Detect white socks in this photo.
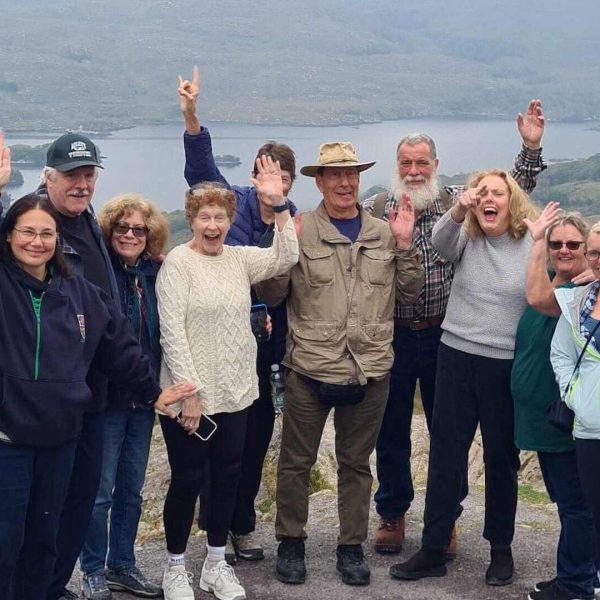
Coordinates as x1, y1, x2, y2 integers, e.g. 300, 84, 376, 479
167, 552, 186, 567
206, 544, 226, 568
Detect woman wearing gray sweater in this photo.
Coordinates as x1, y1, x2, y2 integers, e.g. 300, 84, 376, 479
390, 169, 544, 586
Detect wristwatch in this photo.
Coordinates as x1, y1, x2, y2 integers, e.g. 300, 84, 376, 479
272, 202, 289, 213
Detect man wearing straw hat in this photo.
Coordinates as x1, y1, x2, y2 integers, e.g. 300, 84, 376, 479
258, 141, 423, 586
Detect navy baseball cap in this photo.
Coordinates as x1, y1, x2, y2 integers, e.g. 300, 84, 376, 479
46, 133, 103, 172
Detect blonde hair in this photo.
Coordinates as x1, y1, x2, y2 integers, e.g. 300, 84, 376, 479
185, 182, 237, 225
546, 212, 588, 245
464, 169, 539, 240
97, 193, 168, 258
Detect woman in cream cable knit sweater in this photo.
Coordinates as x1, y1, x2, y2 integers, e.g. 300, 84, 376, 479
156, 156, 298, 600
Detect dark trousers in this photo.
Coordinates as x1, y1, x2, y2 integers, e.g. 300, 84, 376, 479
47, 411, 105, 600
0, 440, 76, 600
160, 409, 247, 551
576, 439, 600, 584
199, 361, 276, 536
374, 324, 441, 519
230, 366, 275, 534
422, 344, 520, 549
538, 450, 596, 598
275, 371, 389, 545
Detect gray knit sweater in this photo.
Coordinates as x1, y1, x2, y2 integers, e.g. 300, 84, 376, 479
431, 210, 533, 360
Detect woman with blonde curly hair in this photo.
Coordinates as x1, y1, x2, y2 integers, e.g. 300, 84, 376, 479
79, 193, 169, 599
392, 170, 553, 586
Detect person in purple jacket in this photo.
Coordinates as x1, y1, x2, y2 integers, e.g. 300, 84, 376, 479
178, 66, 297, 562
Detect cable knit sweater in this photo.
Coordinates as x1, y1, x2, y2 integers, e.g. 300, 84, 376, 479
156, 217, 298, 415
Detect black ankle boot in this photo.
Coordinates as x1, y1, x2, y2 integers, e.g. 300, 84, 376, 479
276, 538, 306, 584
486, 546, 513, 586
389, 547, 447, 580
336, 544, 370, 586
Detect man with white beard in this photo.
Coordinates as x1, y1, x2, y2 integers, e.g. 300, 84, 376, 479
363, 99, 547, 556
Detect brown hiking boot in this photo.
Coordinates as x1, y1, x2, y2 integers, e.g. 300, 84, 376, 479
444, 526, 457, 561
373, 515, 405, 553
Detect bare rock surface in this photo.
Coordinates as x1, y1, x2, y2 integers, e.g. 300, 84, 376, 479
69, 413, 556, 599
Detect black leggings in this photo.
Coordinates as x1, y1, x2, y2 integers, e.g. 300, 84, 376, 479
159, 409, 247, 552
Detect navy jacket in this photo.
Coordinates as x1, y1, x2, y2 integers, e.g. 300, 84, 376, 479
109, 250, 161, 409
0, 262, 161, 447
183, 128, 297, 246
184, 127, 297, 372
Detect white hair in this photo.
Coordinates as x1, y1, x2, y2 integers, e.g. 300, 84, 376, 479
41, 166, 99, 184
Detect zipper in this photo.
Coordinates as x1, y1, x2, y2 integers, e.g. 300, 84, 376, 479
29, 291, 45, 380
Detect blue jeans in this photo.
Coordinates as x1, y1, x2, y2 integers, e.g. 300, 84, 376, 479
0, 440, 76, 600
374, 324, 441, 519
538, 451, 596, 598
80, 408, 155, 575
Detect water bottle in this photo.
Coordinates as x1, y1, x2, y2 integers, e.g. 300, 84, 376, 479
270, 364, 285, 416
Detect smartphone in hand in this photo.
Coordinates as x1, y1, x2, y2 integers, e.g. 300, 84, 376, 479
250, 303, 270, 342
176, 413, 218, 441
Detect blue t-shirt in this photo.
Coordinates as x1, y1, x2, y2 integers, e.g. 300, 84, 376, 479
329, 215, 361, 243
582, 315, 600, 349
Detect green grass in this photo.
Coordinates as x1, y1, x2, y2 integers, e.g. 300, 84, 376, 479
518, 484, 551, 505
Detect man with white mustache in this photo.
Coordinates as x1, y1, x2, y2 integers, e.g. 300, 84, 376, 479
35, 134, 122, 600
363, 100, 547, 557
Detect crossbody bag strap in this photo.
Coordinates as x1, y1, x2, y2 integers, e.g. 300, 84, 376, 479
565, 318, 600, 395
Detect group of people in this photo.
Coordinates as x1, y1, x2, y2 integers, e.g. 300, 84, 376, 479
0, 68, 599, 600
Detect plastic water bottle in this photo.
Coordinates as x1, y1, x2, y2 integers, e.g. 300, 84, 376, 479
270, 364, 285, 416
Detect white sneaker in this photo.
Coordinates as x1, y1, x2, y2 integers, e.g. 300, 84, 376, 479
162, 564, 194, 600
200, 559, 246, 600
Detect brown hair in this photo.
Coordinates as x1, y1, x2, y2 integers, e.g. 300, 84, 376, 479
185, 182, 237, 225
464, 169, 539, 240
253, 142, 296, 180
97, 193, 169, 258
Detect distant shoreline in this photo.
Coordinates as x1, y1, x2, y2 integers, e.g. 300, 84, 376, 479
5, 115, 600, 138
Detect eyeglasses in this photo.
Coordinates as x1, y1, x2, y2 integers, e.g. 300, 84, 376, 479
13, 227, 57, 242
585, 250, 600, 261
548, 240, 584, 251
113, 223, 148, 238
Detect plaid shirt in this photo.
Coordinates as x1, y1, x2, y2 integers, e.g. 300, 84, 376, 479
363, 144, 546, 321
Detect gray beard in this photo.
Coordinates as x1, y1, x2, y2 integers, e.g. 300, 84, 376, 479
391, 173, 440, 211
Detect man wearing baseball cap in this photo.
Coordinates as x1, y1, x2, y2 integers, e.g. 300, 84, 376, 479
257, 142, 424, 586
39, 133, 119, 600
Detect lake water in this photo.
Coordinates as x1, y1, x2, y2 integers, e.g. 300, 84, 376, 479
6, 119, 600, 212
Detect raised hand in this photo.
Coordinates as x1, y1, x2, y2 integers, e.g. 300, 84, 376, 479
523, 200, 561, 242
517, 99, 545, 149
389, 193, 415, 249
177, 65, 200, 117
250, 155, 285, 208
451, 185, 487, 223
0, 130, 11, 191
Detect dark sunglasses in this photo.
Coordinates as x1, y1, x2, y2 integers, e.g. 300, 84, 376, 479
548, 240, 584, 251
113, 223, 148, 238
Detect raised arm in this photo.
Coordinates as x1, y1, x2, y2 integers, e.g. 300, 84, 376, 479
523, 201, 562, 316
512, 99, 547, 193
178, 66, 229, 188
0, 130, 11, 203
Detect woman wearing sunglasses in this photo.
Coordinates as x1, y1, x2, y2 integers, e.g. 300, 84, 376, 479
0, 194, 193, 600
79, 194, 169, 599
548, 219, 600, 600
515, 209, 598, 600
